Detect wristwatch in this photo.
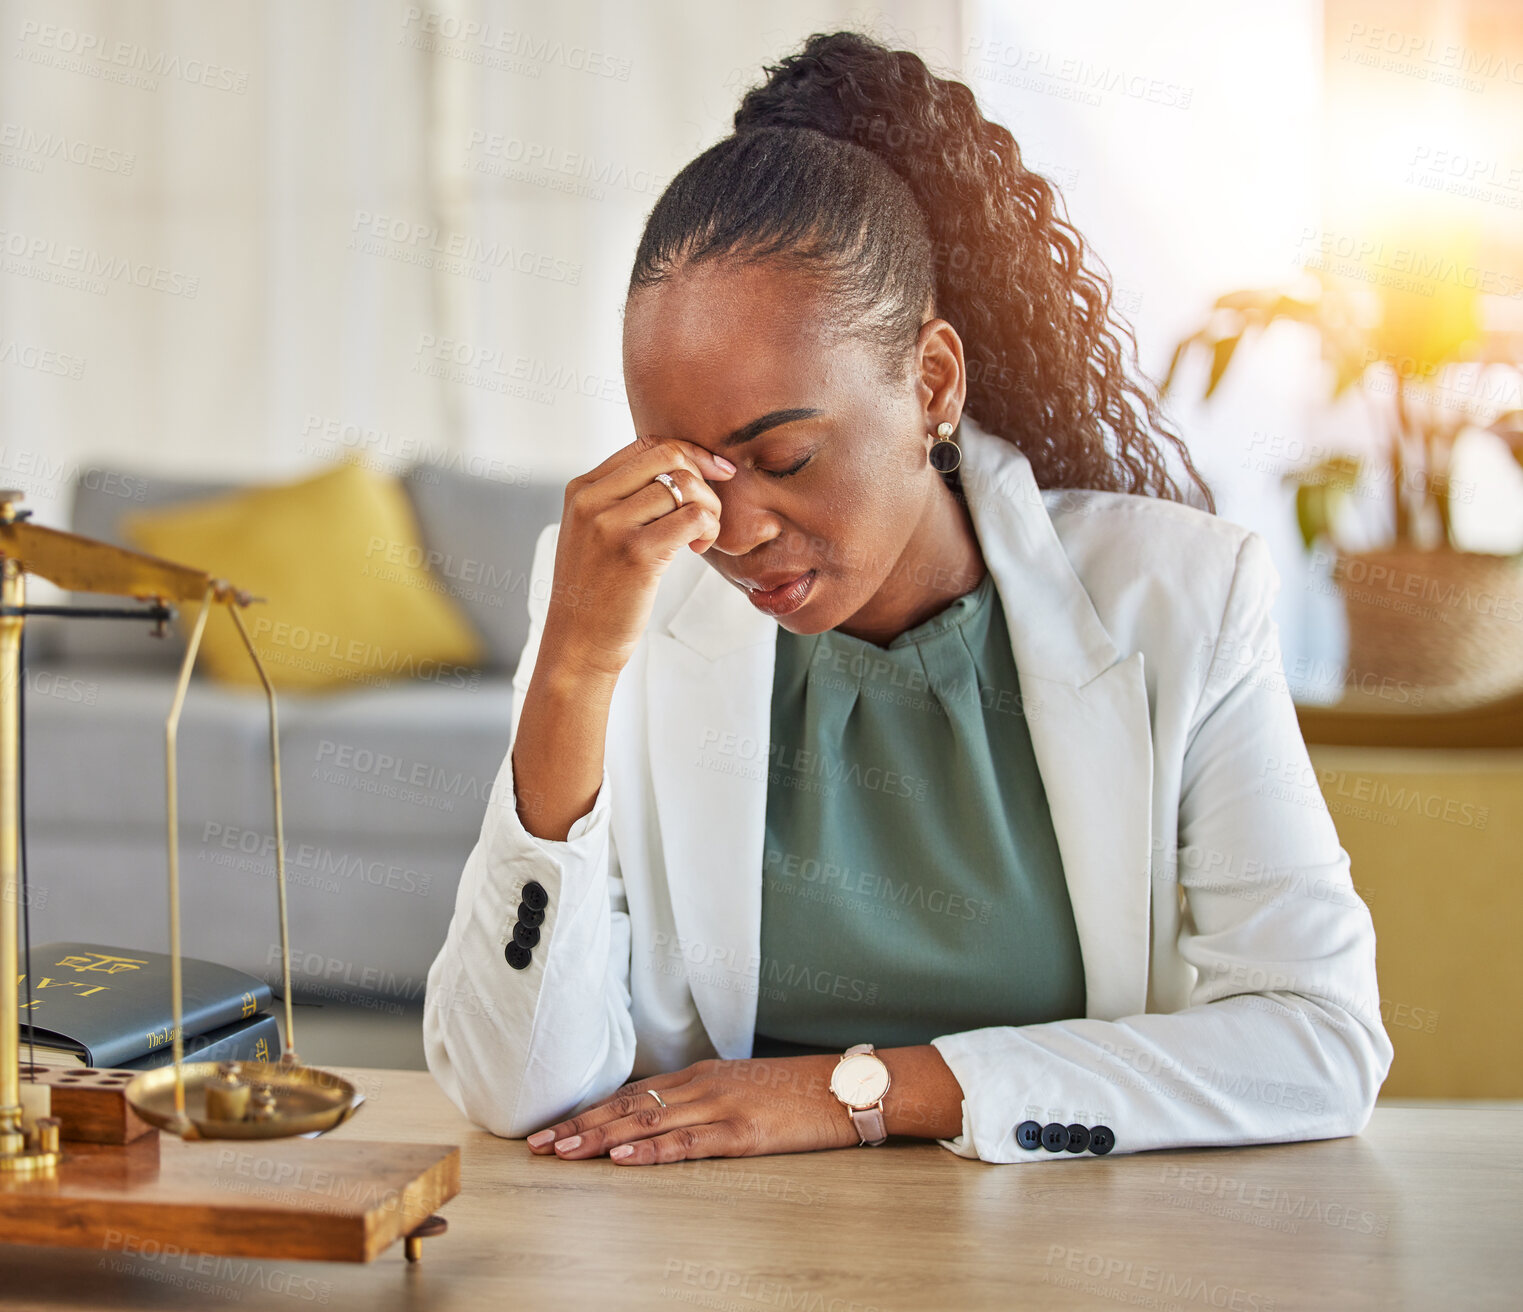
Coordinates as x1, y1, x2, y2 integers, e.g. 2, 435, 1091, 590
828, 1042, 891, 1146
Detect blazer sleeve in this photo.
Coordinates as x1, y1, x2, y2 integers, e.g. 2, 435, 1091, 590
927, 530, 1395, 1163
423, 521, 637, 1137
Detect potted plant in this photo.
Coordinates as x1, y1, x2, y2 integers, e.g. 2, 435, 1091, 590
1162, 262, 1523, 710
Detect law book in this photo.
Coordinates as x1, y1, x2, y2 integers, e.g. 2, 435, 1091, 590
15, 941, 274, 1070
20, 1011, 283, 1071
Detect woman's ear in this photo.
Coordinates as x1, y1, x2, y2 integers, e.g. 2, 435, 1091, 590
915, 318, 967, 418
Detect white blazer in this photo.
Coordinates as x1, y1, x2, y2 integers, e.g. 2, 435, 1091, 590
424, 414, 1394, 1163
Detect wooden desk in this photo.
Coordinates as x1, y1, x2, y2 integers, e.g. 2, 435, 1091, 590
3, 1068, 1519, 1310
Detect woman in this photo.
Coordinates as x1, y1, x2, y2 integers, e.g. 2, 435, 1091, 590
423, 30, 1391, 1166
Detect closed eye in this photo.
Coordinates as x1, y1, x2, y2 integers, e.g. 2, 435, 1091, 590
766, 454, 812, 479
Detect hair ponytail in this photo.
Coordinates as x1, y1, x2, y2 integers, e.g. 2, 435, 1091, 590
629, 29, 1213, 512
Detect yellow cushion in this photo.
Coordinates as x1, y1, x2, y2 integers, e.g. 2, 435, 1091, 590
120, 459, 485, 691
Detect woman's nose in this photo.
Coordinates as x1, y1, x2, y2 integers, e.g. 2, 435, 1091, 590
706, 484, 779, 557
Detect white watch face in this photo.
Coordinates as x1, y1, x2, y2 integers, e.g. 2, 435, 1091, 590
830, 1052, 889, 1107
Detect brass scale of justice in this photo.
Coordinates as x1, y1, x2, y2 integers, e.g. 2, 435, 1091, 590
0, 489, 458, 1264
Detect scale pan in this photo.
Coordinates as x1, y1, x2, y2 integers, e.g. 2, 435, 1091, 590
125, 1061, 361, 1140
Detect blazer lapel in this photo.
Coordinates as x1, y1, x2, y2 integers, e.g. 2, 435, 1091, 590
646, 416, 1154, 1059
646, 571, 775, 1057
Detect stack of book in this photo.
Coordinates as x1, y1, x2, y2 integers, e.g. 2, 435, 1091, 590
15, 941, 281, 1071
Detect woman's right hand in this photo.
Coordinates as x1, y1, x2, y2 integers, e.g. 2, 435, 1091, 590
538, 435, 737, 681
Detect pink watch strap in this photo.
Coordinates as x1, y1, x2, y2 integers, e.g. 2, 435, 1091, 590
850, 1105, 887, 1145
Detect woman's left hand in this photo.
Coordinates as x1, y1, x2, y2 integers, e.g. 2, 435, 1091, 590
525, 1055, 859, 1164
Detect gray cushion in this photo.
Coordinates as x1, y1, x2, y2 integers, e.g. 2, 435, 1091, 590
402, 465, 564, 672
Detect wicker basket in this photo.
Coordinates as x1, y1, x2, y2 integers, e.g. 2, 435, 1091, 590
1330, 546, 1523, 711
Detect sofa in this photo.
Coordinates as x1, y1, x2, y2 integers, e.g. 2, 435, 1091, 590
24, 461, 565, 1011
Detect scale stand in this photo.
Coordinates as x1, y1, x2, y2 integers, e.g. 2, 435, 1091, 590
0, 490, 459, 1262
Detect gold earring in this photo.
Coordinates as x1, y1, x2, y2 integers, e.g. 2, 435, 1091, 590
928, 420, 961, 473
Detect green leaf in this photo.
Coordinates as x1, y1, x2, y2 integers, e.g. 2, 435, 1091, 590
1290, 460, 1359, 551
1297, 481, 1358, 548
1204, 333, 1242, 400
1326, 486, 1352, 534
1159, 337, 1191, 396
1293, 483, 1327, 551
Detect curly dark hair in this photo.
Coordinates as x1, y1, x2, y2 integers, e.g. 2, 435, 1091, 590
627, 29, 1214, 513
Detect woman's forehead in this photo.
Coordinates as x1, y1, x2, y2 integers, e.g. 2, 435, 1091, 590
625, 261, 840, 352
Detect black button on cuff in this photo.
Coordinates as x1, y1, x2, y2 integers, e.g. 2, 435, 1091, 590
521, 880, 548, 912
1088, 1125, 1115, 1155
517, 901, 545, 929
513, 921, 541, 950
1063, 1123, 1090, 1154
1040, 1122, 1070, 1152
1015, 1120, 1042, 1150
504, 941, 532, 970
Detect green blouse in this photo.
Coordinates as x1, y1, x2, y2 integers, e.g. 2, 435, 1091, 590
752, 569, 1086, 1058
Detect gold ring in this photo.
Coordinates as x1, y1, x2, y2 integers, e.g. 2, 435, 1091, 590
646, 1088, 667, 1109
652, 471, 683, 508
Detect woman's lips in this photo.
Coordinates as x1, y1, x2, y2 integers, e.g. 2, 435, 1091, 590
742, 569, 817, 617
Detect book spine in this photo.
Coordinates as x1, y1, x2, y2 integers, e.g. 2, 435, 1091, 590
113, 1014, 281, 1072
89, 981, 274, 1069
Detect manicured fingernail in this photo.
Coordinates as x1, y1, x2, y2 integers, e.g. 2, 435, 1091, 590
527, 1129, 555, 1147
555, 1135, 582, 1151
610, 1144, 634, 1160
713, 455, 736, 473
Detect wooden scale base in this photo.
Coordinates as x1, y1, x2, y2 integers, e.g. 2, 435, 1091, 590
0, 1068, 460, 1264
